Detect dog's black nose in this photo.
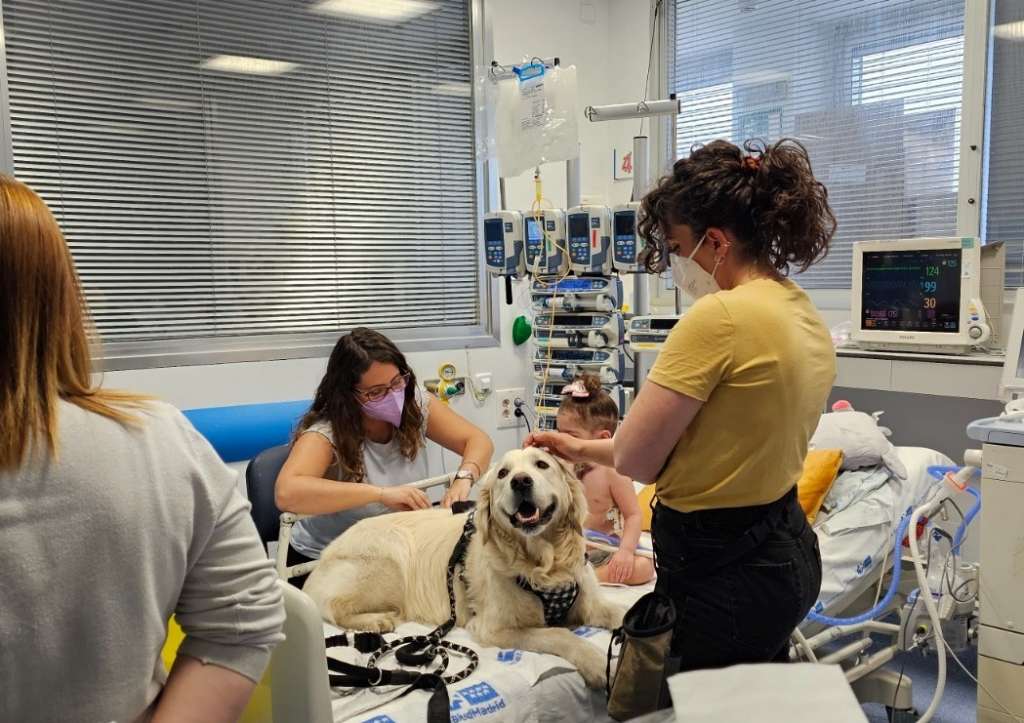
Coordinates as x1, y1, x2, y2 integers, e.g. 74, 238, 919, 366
510, 474, 533, 492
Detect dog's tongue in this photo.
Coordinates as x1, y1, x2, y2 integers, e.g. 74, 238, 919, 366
515, 501, 540, 524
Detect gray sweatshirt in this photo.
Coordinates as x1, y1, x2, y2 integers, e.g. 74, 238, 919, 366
0, 399, 285, 723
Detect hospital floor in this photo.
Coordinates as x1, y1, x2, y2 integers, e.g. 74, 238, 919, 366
862, 644, 978, 723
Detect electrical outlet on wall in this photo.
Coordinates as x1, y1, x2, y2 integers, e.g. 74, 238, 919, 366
496, 388, 526, 429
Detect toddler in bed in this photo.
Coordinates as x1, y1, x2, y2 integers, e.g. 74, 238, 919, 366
556, 373, 655, 586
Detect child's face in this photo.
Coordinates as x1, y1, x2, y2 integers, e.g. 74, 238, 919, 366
556, 410, 611, 441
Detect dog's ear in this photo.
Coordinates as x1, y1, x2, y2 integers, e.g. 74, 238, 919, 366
552, 455, 587, 536
548, 457, 589, 573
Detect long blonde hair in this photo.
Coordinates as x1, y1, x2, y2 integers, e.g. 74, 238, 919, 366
0, 175, 147, 470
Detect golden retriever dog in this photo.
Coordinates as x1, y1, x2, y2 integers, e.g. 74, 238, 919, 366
303, 447, 627, 688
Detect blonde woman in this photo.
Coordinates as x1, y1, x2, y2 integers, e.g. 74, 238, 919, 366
0, 176, 284, 723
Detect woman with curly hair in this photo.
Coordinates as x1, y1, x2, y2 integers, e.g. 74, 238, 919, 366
529, 138, 838, 674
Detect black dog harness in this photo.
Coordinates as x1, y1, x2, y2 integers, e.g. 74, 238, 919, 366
515, 576, 580, 626
324, 510, 480, 723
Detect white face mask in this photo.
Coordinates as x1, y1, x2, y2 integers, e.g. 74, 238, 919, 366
671, 234, 722, 301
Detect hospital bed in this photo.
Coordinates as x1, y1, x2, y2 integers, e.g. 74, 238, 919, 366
262, 445, 966, 723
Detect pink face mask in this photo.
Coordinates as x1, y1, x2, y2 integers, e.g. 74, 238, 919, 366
360, 388, 406, 428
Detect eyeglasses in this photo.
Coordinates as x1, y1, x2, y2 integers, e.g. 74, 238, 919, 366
356, 372, 410, 402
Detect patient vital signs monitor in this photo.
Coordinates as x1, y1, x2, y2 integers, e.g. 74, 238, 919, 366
851, 238, 1004, 354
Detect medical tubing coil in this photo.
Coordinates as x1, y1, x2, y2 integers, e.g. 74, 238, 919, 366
804, 512, 913, 626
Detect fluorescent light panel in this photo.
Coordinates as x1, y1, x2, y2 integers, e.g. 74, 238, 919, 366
201, 54, 297, 75
310, 0, 438, 23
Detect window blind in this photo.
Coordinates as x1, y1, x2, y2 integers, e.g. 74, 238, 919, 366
984, 0, 1024, 287
2, 0, 480, 351
670, 0, 965, 289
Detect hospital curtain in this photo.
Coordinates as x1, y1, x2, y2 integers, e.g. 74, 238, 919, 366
985, 0, 1024, 287
668, 0, 967, 289
1, 0, 480, 364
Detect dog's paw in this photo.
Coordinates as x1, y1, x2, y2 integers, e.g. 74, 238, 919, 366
335, 611, 399, 633
575, 648, 608, 690
357, 614, 399, 633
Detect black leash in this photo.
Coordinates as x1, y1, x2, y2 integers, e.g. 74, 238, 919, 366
325, 510, 480, 723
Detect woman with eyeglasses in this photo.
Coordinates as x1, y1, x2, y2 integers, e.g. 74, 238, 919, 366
276, 327, 494, 586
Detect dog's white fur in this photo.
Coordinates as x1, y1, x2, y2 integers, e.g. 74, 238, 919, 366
304, 447, 627, 688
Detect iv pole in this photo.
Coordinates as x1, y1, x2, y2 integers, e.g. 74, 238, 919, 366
584, 96, 680, 393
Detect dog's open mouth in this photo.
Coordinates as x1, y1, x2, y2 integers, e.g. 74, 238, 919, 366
509, 500, 557, 531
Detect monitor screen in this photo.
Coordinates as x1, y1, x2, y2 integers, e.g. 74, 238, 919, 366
861, 249, 962, 333
650, 318, 677, 331
525, 216, 543, 243
568, 213, 589, 239
614, 211, 635, 238
484, 218, 503, 243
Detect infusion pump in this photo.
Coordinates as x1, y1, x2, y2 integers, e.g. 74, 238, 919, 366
565, 205, 611, 275
530, 276, 622, 313
611, 202, 643, 273
483, 210, 524, 276
531, 348, 624, 385
523, 210, 568, 277
626, 315, 681, 351
534, 381, 627, 415
533, 312, 624, 349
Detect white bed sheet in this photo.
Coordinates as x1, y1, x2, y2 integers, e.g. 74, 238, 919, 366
325, 621, 613, 723
326, 447, 952, 722
812, 446, 953, 612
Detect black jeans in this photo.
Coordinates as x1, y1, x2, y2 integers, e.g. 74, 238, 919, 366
652, 487, 822, 672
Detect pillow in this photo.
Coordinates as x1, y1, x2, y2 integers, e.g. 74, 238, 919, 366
809, 410, 907, 479
637, 483, 656, 532
797, 449, 843, 523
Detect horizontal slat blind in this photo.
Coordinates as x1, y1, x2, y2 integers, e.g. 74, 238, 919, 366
3, 0, 480, 343
671, 0, 965, 289
985, 0, 1024, 287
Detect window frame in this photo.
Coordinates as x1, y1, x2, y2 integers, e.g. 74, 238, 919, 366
659, 0, 991, 305
0, 0, 501, 371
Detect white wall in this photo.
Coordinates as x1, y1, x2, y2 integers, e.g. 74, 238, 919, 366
98, 0, 657, 474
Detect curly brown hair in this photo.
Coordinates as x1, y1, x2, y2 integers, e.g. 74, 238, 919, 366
296, 328, 424, 483
638, 138, 837, 275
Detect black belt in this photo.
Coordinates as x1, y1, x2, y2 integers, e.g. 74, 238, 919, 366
654, 486, 798, 579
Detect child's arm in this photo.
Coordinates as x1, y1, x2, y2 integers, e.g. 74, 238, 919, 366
608, 472, 643, 555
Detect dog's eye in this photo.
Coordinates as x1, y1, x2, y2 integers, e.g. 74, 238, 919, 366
497, 468, 509, 479
535, 459, 550, 470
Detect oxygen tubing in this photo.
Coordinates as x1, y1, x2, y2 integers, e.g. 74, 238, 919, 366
805, 512, 913, 626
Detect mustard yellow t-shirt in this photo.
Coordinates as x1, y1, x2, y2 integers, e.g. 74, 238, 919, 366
647, 278, 836, 512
